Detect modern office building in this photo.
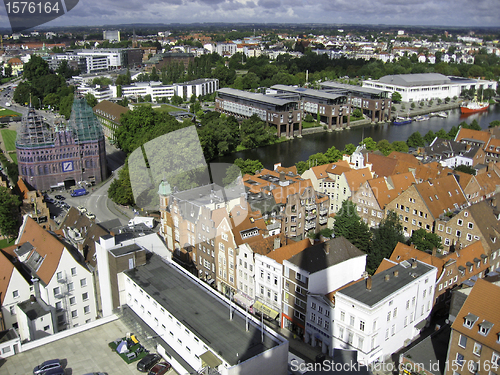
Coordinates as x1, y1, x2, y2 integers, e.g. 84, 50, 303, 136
16, 98, 107, 191
215, 88, 302, 138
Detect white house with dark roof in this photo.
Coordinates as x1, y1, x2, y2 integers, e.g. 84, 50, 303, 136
332, 259, 437, 364
282, 237, 366, 350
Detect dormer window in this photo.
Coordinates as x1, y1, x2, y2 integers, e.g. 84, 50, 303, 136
464, 313, 478, 329
478, 321, 493, 336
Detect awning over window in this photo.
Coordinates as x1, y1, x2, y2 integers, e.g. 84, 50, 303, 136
200, 350, 223, 369
252, 300, 279, 320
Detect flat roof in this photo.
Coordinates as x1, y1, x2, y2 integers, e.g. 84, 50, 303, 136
124, 255, 281, 366
338, 260, 435, 307
320, 81, 387, 95
377, 73, 451, 87
271, 84, 345, 101
110, 243, 142, 257
217, 87, 298, 106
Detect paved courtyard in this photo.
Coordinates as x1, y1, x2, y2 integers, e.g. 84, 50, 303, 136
0, 318, 175, 375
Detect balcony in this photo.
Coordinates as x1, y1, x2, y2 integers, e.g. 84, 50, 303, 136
319, 207, 328, 215
306, 214, 316, 221
319, 217, 328, 225
305, 204, 316, 211
305, 222, 316, 231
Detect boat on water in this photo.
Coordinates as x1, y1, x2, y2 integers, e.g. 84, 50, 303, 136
415, 115, 430, 122
436, 111, 448, 118
393, 116, 412, 125
460, 100, 489, 114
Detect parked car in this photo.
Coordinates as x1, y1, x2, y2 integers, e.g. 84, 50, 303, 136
148, 362, 171, 375
42, 368, 65, 375
62, 203, 71, 210
137, 353, 161, 372
54, 195, 65, 200
85, 212, 96, 220
33, 359, 62, 375
77, 206, 87, 214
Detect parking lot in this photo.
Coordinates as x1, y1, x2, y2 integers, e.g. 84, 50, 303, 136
0, 318, 176, 375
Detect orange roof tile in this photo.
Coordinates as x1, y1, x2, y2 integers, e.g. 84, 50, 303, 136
374, 258, 399, 274
265, 238, 312, 264
451, 278, 500, 349
369, 172, 416, 209
415, 174, 468, 219
455, 128, 491, 144
271, 180, 313, 205
344, 167, 372, 194
17, 216, 66, 285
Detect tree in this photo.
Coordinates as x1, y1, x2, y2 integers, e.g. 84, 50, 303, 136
410, 102, 416, 110
392, 141, 409, 153
325, 146, 342, 163
376, 139, 393, 156
4, 64, 12, 78
407, 131, 425, 148
407, 228, 442, 252
367, 211, 405, 274
333, 200, 372, 253
469, 119, 481, 131
234, 158, 264, 175
391, 92, 402, 103
240, 114, 276, 149
85, 93, 97, 108
361, 137, 377, 151
108, 166, 134, 206
343, 143, 356, 155
454, 164, 476, 175
171, 94, 183, 106
22, 55, 50, 81
0, 186, 20, 238
423, 130, 436, 145
489, 120, 500, 128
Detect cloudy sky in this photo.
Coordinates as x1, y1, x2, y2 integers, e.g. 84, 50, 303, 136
1, 0, 499, 31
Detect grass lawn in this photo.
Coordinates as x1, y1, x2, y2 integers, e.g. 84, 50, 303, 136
302, 121, 321, 129
0, 107, 21, 118
153, 104, 184, 113
9, 152, 17, 164
108, 338, 148, 364
0, 238, 15, 249
1, 129, 17, 151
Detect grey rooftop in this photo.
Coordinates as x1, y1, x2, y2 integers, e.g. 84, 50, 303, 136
124, 255, 282, 366
217, 87, 299, 106
337, 260, 435, 307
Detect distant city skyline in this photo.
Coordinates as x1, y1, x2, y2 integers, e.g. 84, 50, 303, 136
1, 0, 499, 32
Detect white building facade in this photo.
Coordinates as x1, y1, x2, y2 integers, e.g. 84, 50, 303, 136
332, 259, 437, 364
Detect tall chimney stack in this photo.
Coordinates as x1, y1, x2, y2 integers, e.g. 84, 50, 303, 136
366, 276, 372, 290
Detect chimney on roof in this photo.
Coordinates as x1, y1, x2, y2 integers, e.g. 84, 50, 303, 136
274, 237, 281, 250
394, 270, 399, 277
412, 260, 417, 269
366, 276, 372, 290
324, 241, 330, 255
279, 171, 285, 182
384, 274, 390, 282
30, 294, 36, 303
432, 247, 437, 257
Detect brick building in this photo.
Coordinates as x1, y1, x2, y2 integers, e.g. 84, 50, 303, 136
445, 279, 500, 375
16, 99, 107, 191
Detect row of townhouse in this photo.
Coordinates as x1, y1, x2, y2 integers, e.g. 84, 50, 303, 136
455, 127, 500, 165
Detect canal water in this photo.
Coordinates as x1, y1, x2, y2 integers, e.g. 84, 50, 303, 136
214, 104, 500, 169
